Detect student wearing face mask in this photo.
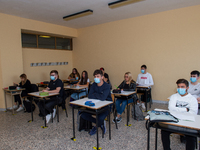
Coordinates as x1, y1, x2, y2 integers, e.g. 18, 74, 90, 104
113, 72, 137, 123
37, 70, 64, 123
188, 70, 200, 104
80, 69, 112, 136
68, 68, 80, 81
136, 64, 154, 109
161, 79, 198, 150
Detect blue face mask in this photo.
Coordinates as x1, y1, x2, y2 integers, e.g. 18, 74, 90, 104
190, 77, 197, 83
50, 76, 55, 80
141, 70, 145, 74
94, 78, 100, 84
76, 77, 78, 80
177, 88, 186, 95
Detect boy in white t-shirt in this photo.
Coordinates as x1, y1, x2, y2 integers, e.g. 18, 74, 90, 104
161, 79, 198, 150
136, 65, 154, 109
188, 70, 200, 101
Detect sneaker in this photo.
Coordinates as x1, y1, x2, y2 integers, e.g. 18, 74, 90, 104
11, 105, 18, 109
116, 117, 122, 123
101, 120, 106, 134
16, 106, 24, 112
141, 103, 146, 110
112, 117, 122, 123
46, 114, 51, 124
89, 126, 97, 136
53, 108, 56, 118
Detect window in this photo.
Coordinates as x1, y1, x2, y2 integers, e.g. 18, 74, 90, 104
21, 33, 37, 48
21, 33, 73, 50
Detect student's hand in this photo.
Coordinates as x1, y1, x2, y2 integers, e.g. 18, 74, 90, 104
121, 89, 123, 91
42, 89, 48, 92
197, 97, 200, 102
186, 108, 189, 112
13, 82, 18, 86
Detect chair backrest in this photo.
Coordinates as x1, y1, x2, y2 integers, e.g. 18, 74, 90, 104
30, 84, 39, 92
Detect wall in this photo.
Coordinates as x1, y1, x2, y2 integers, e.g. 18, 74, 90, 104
22, 48, 73, 83
0, 13, 77, 109
73, 5, 200, 101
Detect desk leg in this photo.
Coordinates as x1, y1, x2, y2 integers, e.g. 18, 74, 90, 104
96, 111, 99, 150
4, 91, 7, 112
28, 98, 33, 122
113, 97, 118, 129
155, 127, 158, 150
145, 90, 148, 112
71, 106, 76, 141
109, 107, 111, 140
147, 121, 150, 150
57, 98, 59, 122
11, 95, 14, 115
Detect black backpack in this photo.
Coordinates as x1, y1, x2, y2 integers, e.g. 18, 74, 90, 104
77, 111, 92, 131
23, 100, 35, 113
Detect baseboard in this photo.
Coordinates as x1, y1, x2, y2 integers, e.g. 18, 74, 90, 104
0, 108, 6, 111
152, 99, 168, 104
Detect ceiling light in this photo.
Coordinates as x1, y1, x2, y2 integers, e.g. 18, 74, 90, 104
63, 9, 93, 21
108, 0, 144, 9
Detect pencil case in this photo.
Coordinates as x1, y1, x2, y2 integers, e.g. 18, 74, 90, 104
39, 92, 49, 96
85, 101, 95, 106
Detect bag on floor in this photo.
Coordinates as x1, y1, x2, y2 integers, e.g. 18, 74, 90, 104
131, 104, 144, 121
77, 111, 92, 131
23, 100, 35, 113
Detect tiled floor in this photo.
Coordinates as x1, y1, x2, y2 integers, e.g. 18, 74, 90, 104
0, 100, 198, 150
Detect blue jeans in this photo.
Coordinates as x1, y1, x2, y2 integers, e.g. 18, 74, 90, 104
116, 98, 133, 115
71, 91, 87, 100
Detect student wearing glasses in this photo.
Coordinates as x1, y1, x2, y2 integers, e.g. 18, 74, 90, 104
113, 72, 137, 123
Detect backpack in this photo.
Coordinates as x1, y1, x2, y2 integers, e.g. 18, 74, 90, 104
23, 100, 36, 113
77, 111, 92, 131
131, 104, 144, 121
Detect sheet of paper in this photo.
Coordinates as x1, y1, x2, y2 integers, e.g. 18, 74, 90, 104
154, 108, 169, 112
170, 111, 195, 122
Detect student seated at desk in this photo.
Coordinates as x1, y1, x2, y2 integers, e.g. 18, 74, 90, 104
81, 69, 112, 135
113, 72, 137, 123
68, 68, 80, 81
161, 79, 198, 150
70, 70, 90, 100
13, 74, 31, 112
103, 73, 112, 89
188, 70, 200, 106
136, 64, 154, 109
37, 70, 64, 123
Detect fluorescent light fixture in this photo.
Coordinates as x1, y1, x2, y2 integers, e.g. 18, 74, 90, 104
39, 35, 51, 38
108, 0, 144, 9
63, 9, 93, 21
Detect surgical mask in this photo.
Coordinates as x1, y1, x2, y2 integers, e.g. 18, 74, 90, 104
141, 70, 145, 74
177, 88, 186, 95
94, 78, 100, 84
50, 76, 55, 80
190, 77, 197, 83
76, 77, 78, 80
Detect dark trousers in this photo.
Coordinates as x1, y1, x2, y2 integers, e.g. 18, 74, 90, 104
81, 107, 110, 127
161, 130, 196, 150
137, 88, 151, 102
37, 97, 61, 116
14, 91, 28, 105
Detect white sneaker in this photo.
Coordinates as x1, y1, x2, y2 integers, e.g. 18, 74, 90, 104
46, 114, 52, 124
53, 108, 56, 118
141, 103, 146, 110
16, 106, 24, 112
9, 105, 18, 110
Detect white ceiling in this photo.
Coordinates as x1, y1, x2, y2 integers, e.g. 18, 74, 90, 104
0, 0, 200, 29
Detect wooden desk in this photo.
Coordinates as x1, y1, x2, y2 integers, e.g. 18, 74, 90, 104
62, 79, 79, 84
64, 85, 88, 99
112, 91, 136, 126
28, 91, 59, 128
136, 85, 152, 112
69, 98, 113, 150
3, 88, 25, 115
146, 110, 200, 150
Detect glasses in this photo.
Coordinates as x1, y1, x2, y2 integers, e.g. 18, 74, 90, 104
124, 76, 129, 78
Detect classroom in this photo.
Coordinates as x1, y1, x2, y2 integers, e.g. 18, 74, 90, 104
0, 0, 200, 150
